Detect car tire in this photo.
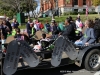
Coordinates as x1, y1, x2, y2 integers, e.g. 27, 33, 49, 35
84, 49, 100, 71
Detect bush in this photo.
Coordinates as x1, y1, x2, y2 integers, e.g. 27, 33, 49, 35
63, 11, 98, 16
89, 12, 97, 14
70, 11, 78, 15
63, 11, 78, 16
78, 11, 85, 15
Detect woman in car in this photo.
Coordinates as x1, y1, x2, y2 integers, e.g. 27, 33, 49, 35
74, 20, 96, 46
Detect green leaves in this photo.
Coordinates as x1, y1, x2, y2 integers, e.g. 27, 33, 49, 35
0, 0, 37, 17
92, 0, 100, 6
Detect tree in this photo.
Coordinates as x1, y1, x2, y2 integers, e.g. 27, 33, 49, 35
92, 0, 100, 6
0, 0, 37, 18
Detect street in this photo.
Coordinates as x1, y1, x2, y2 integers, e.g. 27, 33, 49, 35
0, 52, 97, 75
13, 64, 96, 75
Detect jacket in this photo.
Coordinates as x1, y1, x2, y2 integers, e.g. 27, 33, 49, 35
80, 28, 96, 44
61, 24, 75, 41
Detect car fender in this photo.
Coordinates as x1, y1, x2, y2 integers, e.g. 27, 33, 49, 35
76, 43, 100, 66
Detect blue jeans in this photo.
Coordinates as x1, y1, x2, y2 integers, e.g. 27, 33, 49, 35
74, 41, 83, 46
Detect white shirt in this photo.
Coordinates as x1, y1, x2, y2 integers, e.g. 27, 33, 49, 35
75, 20, 82, 28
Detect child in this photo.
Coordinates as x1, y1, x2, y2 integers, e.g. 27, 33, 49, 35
75, 20, 96, 46
33, 33, 51, 52
11, 25, 16, 36
7, 31, 12, 37
14, 28, 23, 40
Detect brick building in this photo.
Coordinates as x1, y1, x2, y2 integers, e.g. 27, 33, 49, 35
40, 0, 95, 15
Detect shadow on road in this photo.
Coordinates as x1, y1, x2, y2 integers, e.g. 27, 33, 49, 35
0, 58, 83, 75
13, 64, 83, 75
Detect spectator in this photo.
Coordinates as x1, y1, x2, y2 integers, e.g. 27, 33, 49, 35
34, 20, 40, 31
44, 21, 51, 33
30, 23, 36, 37
39, 22, 44, 30
6, 17, 12, 31
26, 18, 32, 37
75, 17, 82, 28
51, 21, 59, 39
11, 25, 16, 36
75, 20, 96, 46
11, 18, 19, 28
1, 35, 6, 50
7, 31, 12, 37
14, 28, 22, 40
2, 20, 9, 39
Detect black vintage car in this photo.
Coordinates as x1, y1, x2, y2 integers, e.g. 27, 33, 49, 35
1, 35, 100, 75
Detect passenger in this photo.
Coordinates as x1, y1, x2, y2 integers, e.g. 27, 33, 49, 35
68, 16, 76, 30
94, 18, 100, 42
60, 18, 76, 42
33, 33, 51, 52
75, 20, 96, 46
40, 33, 51, 41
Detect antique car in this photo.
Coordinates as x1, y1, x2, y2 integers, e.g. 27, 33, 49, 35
1, 32, 100, 75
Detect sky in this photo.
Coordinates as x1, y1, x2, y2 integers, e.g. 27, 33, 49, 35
28, 0, 40, 16
35, 0, 41, 13
29, 0, 40, 16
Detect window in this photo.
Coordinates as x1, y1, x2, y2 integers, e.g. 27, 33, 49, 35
83, 0, 86, 5
83, 9, 86, 11
74, 9, 78, 12
74, 0, 78, 5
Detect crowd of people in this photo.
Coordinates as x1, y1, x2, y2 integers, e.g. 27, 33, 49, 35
0, 15, 100, 52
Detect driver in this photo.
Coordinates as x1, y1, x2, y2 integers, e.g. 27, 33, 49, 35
60, 18, 76, 42
74, 20, 96, 46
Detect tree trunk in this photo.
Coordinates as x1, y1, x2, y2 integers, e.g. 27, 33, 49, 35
27, 12, 30, 19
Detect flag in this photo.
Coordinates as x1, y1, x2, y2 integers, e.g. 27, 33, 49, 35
86, 1, 89, 17
86, 6, 88, 16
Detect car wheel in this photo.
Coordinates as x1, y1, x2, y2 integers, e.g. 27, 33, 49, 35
84, 49, 100, 71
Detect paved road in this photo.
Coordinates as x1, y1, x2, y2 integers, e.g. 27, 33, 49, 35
11, 64, 96, 75
0, 60, 96, 75
0, 52, 97, 75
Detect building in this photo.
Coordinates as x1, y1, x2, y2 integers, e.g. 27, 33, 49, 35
40, 0, 95, 15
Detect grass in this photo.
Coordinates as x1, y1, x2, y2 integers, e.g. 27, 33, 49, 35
19, 14, 100, 29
